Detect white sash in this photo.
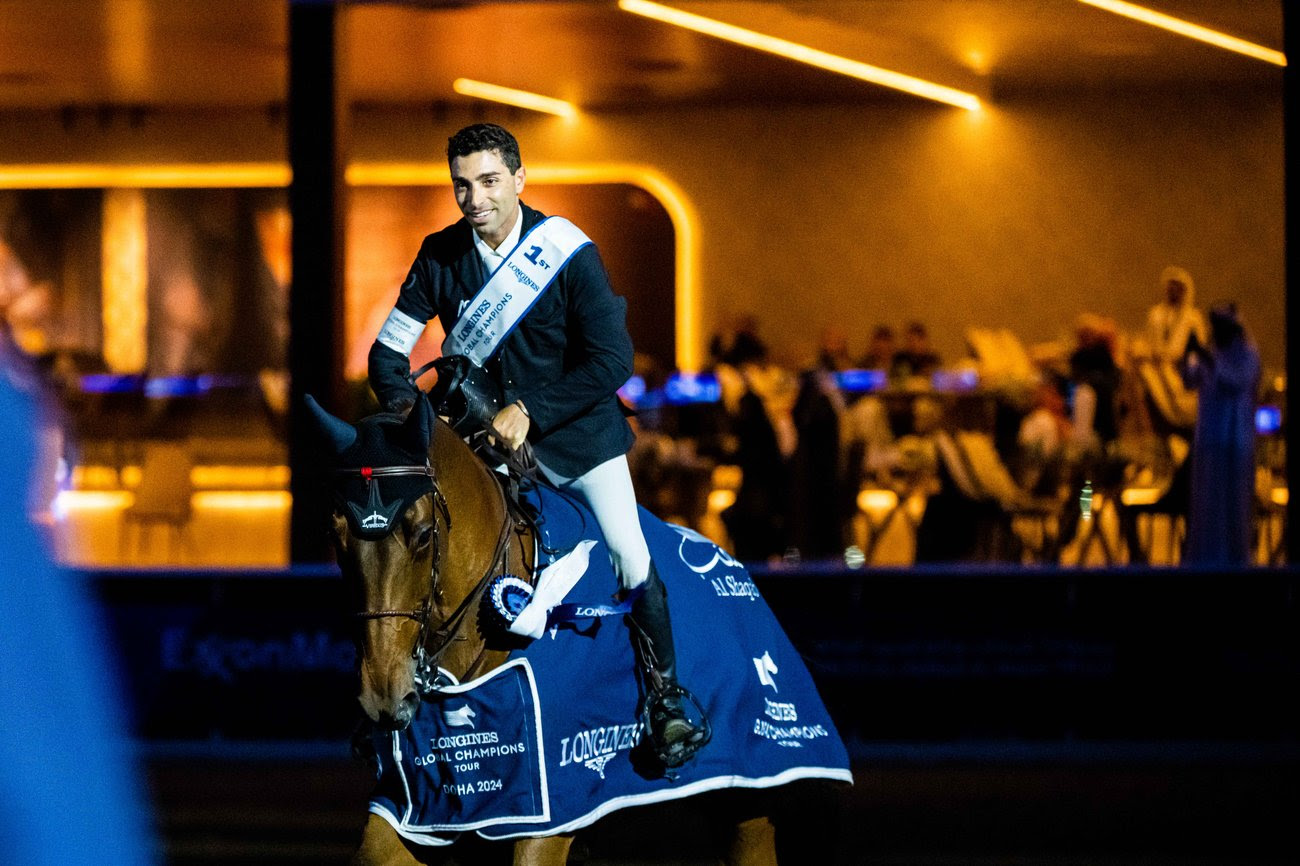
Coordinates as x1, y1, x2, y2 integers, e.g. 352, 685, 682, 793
442, 216, 591, 367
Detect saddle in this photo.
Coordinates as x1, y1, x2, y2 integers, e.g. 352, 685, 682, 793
419, 354, 544, 551
424, 354, 505, 436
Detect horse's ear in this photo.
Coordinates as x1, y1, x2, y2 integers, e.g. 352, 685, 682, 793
304, 393, 357, 454
399, 392, 436, 453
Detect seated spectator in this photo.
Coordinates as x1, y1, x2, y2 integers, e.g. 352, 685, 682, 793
1056, 313, 1124, 553
856, 324, 897, 371
815, 325, 854, 373
841, 394, 899, 482
1145, 265, 1208, 362
1066, 313, 1121, 457
890, 321, 942, 384
1015, 377, 1072, 496
708, 314, 767, 370
911, 398, 997, 562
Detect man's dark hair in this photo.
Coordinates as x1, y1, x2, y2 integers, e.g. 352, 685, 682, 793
446, 123, 522, 173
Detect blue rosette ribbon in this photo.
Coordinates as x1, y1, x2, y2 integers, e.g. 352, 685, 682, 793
487, 574, 535, 628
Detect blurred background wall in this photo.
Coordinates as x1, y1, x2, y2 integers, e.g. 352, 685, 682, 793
1, 82, 1283, 372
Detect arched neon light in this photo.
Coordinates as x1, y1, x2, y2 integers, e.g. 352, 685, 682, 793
348, 161, 701, 372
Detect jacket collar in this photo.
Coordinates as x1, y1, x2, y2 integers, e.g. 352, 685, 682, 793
455, 202, 545, 290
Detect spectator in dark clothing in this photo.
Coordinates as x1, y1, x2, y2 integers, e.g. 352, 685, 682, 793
721, 385, 792, 562
1056, 314, 1123, 555
815, 325, 853, 372
857, 324, 897, 371
1067, 314, 1121, 450
789, 368, 845, 560
709, 314, 768, 369
890, 321, 942, 383
1181, 303, 1261, 566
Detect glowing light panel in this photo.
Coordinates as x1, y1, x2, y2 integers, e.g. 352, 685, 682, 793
618, 0, 981, 110
1078, 0, 1286, 66
101, 188, 147, 373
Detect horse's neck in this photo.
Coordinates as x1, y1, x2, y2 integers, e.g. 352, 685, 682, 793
427, 420, 533, 679
429, 419, 510, 536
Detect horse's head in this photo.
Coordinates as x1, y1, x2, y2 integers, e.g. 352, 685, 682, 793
307, 394, 440, 730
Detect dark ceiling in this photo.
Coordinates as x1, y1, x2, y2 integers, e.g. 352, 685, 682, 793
0, 0, 1285, 112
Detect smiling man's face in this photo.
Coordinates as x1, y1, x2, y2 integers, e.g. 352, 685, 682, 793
450, 149, 526, 249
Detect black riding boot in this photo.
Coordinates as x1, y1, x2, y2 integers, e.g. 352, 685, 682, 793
628, 564, 709, 767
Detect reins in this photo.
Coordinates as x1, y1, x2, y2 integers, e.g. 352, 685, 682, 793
420, 473, 520, 683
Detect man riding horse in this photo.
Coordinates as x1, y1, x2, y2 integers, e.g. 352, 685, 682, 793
367, 122, 707, 766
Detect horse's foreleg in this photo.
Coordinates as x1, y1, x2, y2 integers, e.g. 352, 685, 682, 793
512, 834, 573, 866
352, 813, 427, 866
723, 815, 777, 866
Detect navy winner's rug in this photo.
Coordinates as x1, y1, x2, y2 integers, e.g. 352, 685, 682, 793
369, 480, 852, 845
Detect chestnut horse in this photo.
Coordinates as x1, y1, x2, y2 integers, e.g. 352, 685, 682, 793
308, 396, 781, 866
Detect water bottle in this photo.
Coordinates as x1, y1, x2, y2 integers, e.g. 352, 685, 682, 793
1080, 479, 1094, 521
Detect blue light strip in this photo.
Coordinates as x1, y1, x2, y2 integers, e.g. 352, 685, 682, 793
79, 373, 256, 397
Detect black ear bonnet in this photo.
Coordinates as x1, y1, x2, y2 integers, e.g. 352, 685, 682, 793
334, 414, 435, 540
303, 393, 436, 540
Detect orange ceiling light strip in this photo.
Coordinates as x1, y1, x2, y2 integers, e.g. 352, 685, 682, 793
0, 163, 289, 188
1078, 0, 1286, 66
452, 78, 578, 119
618, 0, 981, 111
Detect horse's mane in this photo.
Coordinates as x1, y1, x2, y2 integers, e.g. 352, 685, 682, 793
428, 415, 492, 484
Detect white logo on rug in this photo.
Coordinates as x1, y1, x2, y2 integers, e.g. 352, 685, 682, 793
558, 722, 641, 773
753, 651, 779, 692
670, 524, 743, 575
443, 704, 477, 728
584, 753, 616, 779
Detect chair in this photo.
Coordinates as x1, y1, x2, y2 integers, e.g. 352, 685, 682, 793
1117, 435, 1190, 565
121, 441, 194, 562
913, 430, 995, 562
1134, 359, 1197, 435
913, 429, 1058, 563
950, 430, 1064, 563
844, 397, 926, 563
854, 470, 930, 564
1254, 470, 1287, 566
966, 326, 1037, 384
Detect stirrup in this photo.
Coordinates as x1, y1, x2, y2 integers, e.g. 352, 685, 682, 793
642, 682, 711, 769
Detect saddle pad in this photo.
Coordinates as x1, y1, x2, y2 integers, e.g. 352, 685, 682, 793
370, 481, 852, 845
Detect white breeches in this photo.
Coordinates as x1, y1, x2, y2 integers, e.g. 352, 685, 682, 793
537, 453, 652, 591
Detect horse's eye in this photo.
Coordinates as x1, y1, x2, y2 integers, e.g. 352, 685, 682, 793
411, 524, 435, 551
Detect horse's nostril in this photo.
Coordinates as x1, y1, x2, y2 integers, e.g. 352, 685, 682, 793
396, 691, 419, 726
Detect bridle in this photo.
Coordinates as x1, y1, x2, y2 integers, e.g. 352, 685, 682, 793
335, 457, 529, 690
335, 463, 446, 684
